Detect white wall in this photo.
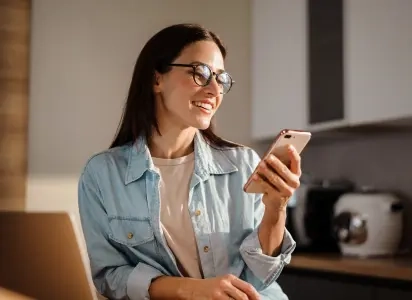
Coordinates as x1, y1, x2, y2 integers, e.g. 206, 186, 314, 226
26, 0, 251, 225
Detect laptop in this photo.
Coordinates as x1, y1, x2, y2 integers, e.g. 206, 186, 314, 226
0, 211, 99, 300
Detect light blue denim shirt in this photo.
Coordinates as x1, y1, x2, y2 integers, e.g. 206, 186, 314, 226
78, 131, 296, 300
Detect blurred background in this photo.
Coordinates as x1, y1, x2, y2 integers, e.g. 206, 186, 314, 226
1, 0, 412, 299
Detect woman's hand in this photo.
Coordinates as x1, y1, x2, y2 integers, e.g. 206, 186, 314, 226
150, 274, 260, 300
187, 274, 260, 300
252, 145, 301, 211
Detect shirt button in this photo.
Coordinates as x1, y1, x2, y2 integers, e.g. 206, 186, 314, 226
203, 246, 209, 253
127, 232, 134, 239
195, 210, 201, 216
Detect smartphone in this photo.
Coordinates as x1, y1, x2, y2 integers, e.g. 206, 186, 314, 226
243, 129, 311, 194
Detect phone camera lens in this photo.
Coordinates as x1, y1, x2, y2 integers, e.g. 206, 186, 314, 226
285, 134, 291, 139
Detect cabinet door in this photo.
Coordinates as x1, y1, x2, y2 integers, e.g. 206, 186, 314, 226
345, 0, 412, 125
251, 0, 307, 140
277, 273, 300, 299
278, 273, 373, 300
307, 0, 345, 127
374, 287, 412, 300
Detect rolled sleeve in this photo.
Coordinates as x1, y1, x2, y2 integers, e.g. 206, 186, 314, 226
240, 227, 296, 288
127, 263, 164, 300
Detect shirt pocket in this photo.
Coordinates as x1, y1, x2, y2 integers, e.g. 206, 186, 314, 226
108, 217, 154, 247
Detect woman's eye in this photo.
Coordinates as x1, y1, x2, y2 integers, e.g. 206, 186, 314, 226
195, 71, 208, 79
217, 73, 229, 84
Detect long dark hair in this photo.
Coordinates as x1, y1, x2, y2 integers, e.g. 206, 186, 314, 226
109, 23, 240, 149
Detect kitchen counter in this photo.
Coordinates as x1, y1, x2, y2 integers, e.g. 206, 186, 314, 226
287, 253, 412, 282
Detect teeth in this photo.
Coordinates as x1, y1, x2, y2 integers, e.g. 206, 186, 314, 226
193, 101, 212, 111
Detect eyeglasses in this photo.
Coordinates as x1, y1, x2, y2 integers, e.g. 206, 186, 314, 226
168, 63, 234, 94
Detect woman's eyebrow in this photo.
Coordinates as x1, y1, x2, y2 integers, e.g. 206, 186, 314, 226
190, 60, 225, 73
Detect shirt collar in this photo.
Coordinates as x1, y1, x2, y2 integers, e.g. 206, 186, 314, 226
124, 131, 238, 185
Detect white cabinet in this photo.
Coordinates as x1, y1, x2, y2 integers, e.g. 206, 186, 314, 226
345, 0, 412, 126
251, 0, 307, 140
251, 0, 412, 141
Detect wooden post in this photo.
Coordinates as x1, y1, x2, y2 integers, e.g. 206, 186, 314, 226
0, 0, 30, 210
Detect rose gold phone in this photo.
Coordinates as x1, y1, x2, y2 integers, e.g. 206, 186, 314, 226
243, 129, 311, 194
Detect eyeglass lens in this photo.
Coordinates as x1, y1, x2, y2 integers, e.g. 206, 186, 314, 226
193, 64, 232, 94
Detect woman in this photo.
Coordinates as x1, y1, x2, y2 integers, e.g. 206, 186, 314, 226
78, 23, 300, 300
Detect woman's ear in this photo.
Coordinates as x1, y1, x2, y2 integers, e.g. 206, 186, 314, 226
153, 71, 162, 93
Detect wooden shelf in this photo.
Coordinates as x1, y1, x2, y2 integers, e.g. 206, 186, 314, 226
287, 253, 412, 282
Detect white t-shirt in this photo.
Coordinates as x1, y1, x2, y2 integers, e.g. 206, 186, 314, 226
152, 152, 203, 278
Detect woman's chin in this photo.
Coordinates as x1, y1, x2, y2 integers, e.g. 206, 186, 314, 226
192, 119, 212, 130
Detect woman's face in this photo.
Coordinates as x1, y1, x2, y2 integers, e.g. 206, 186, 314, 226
154, 41, 230, 132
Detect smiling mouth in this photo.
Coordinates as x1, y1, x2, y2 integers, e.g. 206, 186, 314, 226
192, 101, 213, 112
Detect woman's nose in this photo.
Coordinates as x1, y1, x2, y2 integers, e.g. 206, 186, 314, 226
205, 75, 221, 96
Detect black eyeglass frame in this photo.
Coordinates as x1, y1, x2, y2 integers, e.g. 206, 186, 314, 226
168, 63, 235, 94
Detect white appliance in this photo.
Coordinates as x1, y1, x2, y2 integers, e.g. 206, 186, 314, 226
333, 190, 404, 257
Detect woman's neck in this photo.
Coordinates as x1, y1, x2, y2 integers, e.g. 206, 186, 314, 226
149, 126, 197, 159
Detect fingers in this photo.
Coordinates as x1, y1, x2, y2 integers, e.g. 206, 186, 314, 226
255, 165, 293, 197
253, 174, 291, 211
256, 164, 298, 197
253, 174, 283, 196
230, 277, 260, 300
224, 287, 248, 300
263, 153, 300, 190
287, 145, 302, 176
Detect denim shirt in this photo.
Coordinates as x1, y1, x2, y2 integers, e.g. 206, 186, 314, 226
78, 131, 296, 300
